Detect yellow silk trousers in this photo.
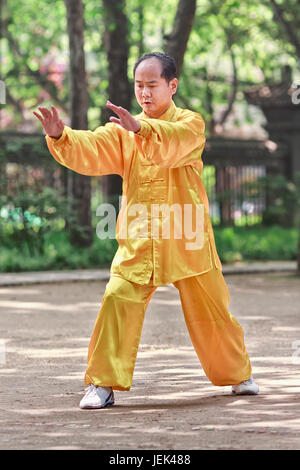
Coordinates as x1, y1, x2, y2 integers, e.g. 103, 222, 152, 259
84, 267, 252, 391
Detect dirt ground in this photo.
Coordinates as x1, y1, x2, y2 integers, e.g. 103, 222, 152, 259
0, 271, 300, 450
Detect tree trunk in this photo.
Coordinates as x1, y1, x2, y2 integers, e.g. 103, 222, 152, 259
297, 225, 300, 274
64, 0, 93, 247
101, 0, 132, 209
137, 0, 145, 57
164, 0, 197, 78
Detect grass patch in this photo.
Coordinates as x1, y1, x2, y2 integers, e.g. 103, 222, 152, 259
0, 225, 298, 272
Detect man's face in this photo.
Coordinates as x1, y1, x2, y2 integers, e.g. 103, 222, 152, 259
134, 58, 178, 119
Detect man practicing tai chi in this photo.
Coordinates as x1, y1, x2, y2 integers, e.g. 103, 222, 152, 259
34, 52, 259, 409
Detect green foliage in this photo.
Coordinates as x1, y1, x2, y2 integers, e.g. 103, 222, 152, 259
1, 0, 300, 272
0, 231, 118, 273
0, 224, 296, 273
0, 183, 71, 256
2, 0, 300, 131
214, 226, 298, 264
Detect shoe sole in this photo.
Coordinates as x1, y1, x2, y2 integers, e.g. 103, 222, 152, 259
80, 401, 115, 410
232, 389, 259, 395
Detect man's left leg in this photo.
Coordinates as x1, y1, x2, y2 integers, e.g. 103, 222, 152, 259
173, 267, 254, 388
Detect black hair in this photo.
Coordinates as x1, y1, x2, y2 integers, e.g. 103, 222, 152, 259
133, 52, 177, 83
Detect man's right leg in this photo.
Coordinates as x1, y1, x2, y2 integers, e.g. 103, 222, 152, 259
84, 275, 157, 392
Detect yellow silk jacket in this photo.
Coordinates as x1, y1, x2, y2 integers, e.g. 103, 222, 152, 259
46, 100, 222, 285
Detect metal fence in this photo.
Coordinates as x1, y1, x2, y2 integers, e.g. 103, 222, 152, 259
202, 165, 267, 226
202, 138, 288, 226
0, 133, 289, 227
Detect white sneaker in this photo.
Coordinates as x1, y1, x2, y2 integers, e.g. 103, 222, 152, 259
231, 375, 259, 395
79, 385, 114, 409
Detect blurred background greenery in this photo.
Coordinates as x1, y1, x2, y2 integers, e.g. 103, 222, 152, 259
0, 0, 300, 272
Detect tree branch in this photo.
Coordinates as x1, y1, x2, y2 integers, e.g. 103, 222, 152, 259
269, 0, 300, 59
218, 42, 238, 125
5, 86, 24, 116
1, 16, 69, 112
175, 92, 198, 113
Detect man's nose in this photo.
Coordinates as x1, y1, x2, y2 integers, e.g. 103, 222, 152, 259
142, 88, 151, 97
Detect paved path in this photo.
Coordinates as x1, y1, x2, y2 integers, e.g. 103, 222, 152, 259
0, 261, 297, 286
0, 268, 300, 450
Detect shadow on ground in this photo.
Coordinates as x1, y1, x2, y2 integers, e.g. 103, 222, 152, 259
0, 272, 300, 449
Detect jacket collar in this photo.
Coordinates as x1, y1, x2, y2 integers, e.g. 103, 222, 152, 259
138, 100, 177, 122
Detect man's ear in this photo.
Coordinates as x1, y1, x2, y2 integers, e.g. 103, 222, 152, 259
170, 78, 178, 95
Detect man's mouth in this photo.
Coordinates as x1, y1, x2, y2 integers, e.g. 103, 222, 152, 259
143, 101, 152, 104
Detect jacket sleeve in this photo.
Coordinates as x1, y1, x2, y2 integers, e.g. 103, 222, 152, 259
134, 110, 206, 168
45, 123, 126, 177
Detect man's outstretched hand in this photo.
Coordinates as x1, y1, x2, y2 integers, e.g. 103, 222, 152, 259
106, 101, 141, 133
33, 106, 64, 139
33, 102, 140, 137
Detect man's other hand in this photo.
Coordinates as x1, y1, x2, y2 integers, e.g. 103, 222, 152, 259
106, 101, 141, 133
33, 106, 64, 139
